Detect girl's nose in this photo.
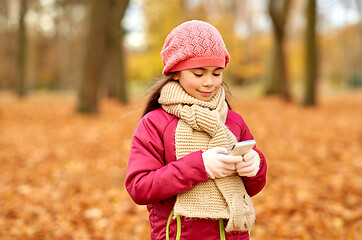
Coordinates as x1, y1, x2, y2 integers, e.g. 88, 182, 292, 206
202, 75, 213, 87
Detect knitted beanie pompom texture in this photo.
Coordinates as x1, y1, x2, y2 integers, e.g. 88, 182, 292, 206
161, 20, 230, 75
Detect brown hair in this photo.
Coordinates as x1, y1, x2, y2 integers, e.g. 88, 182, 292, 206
142, 74, 176, 117
142, 74, 232, 117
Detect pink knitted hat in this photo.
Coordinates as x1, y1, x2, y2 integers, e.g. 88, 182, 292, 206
161, 20, 230, 75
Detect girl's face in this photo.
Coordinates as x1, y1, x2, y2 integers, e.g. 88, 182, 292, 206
174, 66, 224, 101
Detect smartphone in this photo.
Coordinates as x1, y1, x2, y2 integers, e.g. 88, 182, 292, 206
229, 140, 256, 156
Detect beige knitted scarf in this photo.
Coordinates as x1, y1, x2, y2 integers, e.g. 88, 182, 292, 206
158, 81, 255, 232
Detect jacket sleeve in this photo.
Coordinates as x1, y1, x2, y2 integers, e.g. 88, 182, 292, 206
238, 117, 267, 197
125, 113, 209, 205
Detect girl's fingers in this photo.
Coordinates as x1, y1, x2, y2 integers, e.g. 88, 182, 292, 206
235, 159, 253, 168
237, 161, 259, 175
223, 163, 236, 171
243, 150, 257, 161
221, 155, 242, 164
213, 147, 228, 155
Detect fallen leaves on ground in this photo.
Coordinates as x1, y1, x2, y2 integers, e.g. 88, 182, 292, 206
0, 90, 361, 240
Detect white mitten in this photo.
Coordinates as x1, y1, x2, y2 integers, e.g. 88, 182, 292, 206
202, 147, 241, 179
235, 149, 260, 177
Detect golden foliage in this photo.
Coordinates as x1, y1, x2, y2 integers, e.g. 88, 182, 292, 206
0, 90, 361, 239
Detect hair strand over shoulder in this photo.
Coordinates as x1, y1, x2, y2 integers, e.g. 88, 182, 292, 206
142, 74, 175, 117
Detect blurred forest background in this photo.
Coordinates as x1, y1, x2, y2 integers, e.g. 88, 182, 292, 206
1, 0, 361, 107
0, 0, 361, 239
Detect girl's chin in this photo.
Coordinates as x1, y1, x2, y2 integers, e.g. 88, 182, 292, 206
195, 95, 213, 101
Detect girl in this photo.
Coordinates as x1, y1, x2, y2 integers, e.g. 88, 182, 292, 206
125, 20, 267, 240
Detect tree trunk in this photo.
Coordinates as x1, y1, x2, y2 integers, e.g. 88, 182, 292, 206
265, 0, 291, 101
118, 25, 128, 103
303, 0, 317, 106
105, 0, 129, 103
77, 0, 108, 113
17, 0, 27, 97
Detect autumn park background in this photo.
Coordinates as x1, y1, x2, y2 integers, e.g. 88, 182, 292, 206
0, 0, 361, 239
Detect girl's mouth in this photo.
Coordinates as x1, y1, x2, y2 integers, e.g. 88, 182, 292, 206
198, 90, 213, 96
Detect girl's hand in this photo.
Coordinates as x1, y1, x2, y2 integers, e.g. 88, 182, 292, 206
202, 147, 241, 179
235, 150, 260, 177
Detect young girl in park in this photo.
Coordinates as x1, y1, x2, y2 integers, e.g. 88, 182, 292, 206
126, 20, 267, 240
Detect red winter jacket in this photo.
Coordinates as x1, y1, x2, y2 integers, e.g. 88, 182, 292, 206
125, 108, 267, 240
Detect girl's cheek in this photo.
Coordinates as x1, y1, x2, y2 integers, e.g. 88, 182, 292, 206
216, 78, 223, 88
188, 81, 199, 90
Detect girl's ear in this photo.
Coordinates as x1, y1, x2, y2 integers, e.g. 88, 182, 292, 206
173, 72, 180, 81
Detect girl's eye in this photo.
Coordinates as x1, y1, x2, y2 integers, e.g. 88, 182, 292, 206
194, 73, 203, 77
213, 73, 221, 77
